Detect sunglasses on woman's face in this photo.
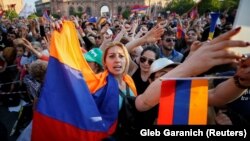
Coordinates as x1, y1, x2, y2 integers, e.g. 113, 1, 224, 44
95, 36, 101, 39
140, 56, 155, 65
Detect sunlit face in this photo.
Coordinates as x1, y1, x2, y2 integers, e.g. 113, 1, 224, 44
139, 50, 156, 72
185, 30, 198, 44
16, 47, 24, 57
33, 45, 43, 52
105, 46, 126, 76
162, 35, 176, 51
95, 35, 102, 46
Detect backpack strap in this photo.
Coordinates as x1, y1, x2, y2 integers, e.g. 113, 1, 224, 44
119, 83, 130, 98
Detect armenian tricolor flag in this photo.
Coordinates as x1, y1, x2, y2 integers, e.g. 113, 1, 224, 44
176, 24, 185, 39
31, 21, 119, 141
176, 18, 185, 39
157, 79, 208, 125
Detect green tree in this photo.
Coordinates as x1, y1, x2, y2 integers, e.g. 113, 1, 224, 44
164, 0, 195, 15
198, 0, 220, 14
220, 0, 239, 13
27, 13, 38, 19
4, 10, 18, 21
122, 8, 131, 19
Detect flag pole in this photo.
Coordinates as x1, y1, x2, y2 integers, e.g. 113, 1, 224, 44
160, 76, 231, 81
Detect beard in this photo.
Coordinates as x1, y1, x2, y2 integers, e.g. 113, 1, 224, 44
163, 46, 174, 51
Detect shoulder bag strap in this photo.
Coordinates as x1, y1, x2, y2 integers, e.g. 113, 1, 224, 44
119, 83, 130, 98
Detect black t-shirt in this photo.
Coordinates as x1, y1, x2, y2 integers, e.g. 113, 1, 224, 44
132, 68, 158, 127
132, 68, 150, 95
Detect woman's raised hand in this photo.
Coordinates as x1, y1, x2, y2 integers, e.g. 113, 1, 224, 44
183, 27, 250, 76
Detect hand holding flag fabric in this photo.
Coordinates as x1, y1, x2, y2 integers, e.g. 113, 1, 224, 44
32, 21, 119, 141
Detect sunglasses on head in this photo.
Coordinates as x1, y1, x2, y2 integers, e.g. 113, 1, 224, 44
140, 56, 155, 65
165, 38, 176, 42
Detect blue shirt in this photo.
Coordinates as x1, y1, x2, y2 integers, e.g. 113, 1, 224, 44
160, 48, 183, 63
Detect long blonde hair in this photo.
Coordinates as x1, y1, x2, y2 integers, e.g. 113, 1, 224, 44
103, 42, 130, 75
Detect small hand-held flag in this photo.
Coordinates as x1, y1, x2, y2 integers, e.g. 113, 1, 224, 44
158, 79, 208, 125
208, 12, 220, 40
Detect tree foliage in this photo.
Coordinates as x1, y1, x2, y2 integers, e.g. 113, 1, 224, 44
165, 0, 195, 14
122, 8, 131, 19
163, 0, 240, 15
4, 10, 19, 21
27, 13, 38, 19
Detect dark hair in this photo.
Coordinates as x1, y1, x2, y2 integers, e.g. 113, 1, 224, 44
141, 45, 160, 60
161, 29, 175, 39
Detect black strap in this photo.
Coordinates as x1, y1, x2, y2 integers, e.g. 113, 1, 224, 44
119, 84, 130, 98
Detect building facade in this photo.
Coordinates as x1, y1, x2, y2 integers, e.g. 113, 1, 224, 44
36, 0, 168, 17
35, 0, 50, 15
0, 0, 24, 14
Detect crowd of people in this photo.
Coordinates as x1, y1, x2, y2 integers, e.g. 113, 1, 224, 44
0, 8, 250, 140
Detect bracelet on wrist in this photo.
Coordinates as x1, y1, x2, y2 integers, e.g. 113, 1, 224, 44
233, 75, 249, 89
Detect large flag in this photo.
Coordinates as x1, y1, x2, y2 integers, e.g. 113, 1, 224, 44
208, 12, 220, 40
157, 79, 208, 125
31, 21, 119, 141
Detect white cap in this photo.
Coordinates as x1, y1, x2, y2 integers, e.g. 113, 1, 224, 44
150, 58, 179, 74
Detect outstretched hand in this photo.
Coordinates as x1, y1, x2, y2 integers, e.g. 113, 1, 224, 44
183, 27, 250, 76
142, 25, 164, 43
235, 56, 250, 88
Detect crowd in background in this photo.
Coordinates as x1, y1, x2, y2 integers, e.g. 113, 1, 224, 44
0, 8, 250, 140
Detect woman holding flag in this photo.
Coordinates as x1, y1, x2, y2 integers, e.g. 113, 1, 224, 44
31, 20, 250, 141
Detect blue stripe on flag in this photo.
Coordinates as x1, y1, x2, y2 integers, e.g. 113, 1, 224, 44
173, 80, 191, 124
37, 57, 119, 132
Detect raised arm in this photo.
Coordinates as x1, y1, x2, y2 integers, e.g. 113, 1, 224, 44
135, 27, 250, 112
125, 25, 164, 53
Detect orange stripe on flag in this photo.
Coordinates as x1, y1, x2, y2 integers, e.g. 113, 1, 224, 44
50, 21, 85, 71
188, 79, 208, 125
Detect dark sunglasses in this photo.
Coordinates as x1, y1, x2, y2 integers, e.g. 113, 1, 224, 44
95, 36, 101, 39
165, 38, 177, 42
140, 56, 155, 65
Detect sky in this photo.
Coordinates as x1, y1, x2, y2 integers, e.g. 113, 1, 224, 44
24, 0, 36, 10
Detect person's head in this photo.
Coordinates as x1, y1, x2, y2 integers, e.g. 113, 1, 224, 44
185, 28, 200, 45
94, 35, 102, 46
139, 46, 160, 73
7, 31, 16, 43
149, 58, 179, 82
28, 60, 48, 82
41, 39, 48, 50
31, 41, 43, 52
161, 30, 177, 51
2, 47, 16, 64
84, 48, 103, 74
103, 42, 130, 76
219, 14, 227, 25
16, 46, 25, 57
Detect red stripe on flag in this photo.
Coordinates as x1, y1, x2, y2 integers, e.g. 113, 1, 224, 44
157, 80, 176, 125
32, 112, 116, 141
